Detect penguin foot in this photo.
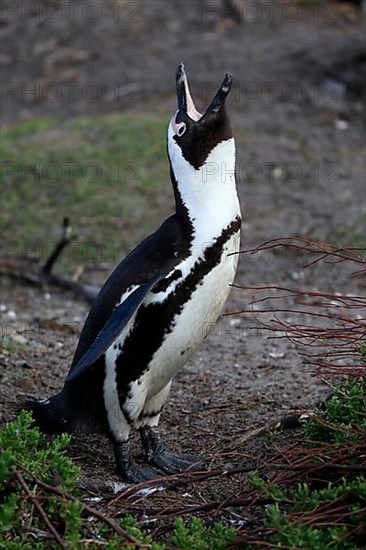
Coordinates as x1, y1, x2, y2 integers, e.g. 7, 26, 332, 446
113, 441, 160, 483
140, 427, 204, 474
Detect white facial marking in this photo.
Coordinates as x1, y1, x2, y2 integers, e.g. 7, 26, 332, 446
177, 122, 186, 136
171, 113, 187, 137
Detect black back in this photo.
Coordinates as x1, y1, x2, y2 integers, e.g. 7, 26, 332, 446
69, 214, 192, 374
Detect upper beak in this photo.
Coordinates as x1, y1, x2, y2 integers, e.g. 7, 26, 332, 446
176, 62, 233, 121
176, 62, 202, 121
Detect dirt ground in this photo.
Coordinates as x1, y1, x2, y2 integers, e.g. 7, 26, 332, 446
1, 0, 365, 538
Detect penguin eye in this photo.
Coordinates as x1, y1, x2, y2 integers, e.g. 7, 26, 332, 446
176, 123, 187, 137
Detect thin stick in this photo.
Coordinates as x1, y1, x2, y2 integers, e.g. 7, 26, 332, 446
13, 468, 69, 549
151, 497, 274, 517
16, 465, 148, 549
0, 217, 99, 304
41, 217, 75, 275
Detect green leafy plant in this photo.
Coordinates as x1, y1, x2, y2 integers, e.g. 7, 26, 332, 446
305, 376, 366, 446
262, 476, 366, 550
246, 363, 366, 549
0, 412, 238, 549
170, 517, 236, 550
0, 337, 26, 353
0, 411, 80, 547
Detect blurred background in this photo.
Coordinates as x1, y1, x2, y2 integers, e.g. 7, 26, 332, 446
1, 0, 365, 263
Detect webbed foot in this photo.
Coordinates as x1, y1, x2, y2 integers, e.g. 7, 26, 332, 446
140, 427, 204, 474
113, 441, 161, 483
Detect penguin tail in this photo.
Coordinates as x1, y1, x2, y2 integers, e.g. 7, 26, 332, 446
23, 391, 75, 435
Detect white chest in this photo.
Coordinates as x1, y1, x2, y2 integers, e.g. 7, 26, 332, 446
141, 228, 241, 397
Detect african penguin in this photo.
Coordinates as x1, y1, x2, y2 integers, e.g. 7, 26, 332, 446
30, 63, 241, 483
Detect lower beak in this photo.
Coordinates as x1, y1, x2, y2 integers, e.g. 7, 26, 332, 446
203, 73, 233, 116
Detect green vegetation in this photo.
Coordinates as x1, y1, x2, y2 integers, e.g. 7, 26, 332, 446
246, 362, 366, 550
0, 411, 80, 548
306, 375, 366, 446
264, 477, 365, 550
331, 216, 366, 248
0, 337, 26, 353
1, 114, 172, 269
170, 517, 236, 550
3, 373, 364, 549
0, 412, 236, 548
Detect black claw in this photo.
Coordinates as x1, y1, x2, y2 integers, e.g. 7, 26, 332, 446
140, 427, 204, 474
113, 440, 161, 483
153, 450, 204, 474
117, 462, 160, 483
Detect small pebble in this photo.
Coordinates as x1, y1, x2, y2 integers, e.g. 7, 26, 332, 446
12, 334, 27, 345
269, 351, 285, 359
335, 119, 348, 130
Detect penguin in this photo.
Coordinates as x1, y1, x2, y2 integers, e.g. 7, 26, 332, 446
30, 64, 241, 483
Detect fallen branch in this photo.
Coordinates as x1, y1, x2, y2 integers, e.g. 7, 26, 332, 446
147, 496, 274, 517
1, 217, 99, 304
13, 467, 68, 549
41, 217, 74, 275
16, 464, 150, 549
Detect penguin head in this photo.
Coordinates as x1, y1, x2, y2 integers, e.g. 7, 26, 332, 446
168, 63, 234, 175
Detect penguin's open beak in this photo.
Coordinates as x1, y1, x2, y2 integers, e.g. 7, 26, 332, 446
176, 63, 233, 121
176, 63, 202, 121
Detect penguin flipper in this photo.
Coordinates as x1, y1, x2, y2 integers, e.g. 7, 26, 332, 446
66, 273, 163, 383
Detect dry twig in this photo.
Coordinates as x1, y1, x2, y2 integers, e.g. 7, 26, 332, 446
13, 467, 69, 549
0, 217, 99, 303
16, 464, 150, 549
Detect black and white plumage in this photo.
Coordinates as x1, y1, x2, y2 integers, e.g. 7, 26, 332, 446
31, 64, 241, 482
